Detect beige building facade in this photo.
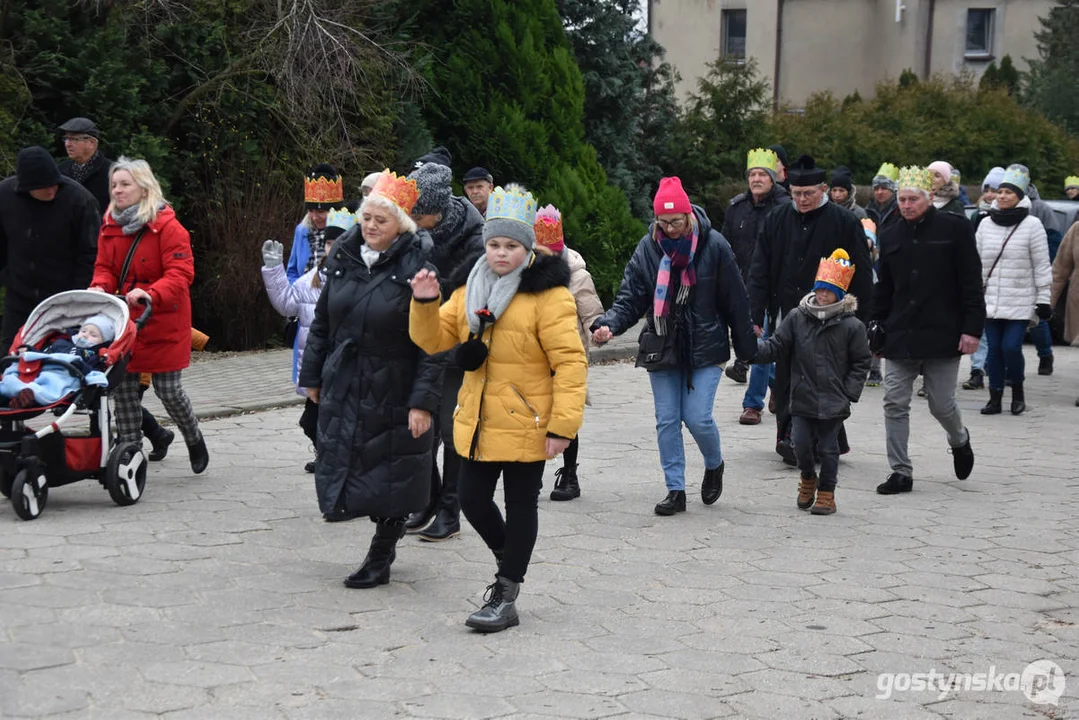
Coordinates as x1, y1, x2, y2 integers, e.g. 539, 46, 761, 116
649, 0, 1055, 107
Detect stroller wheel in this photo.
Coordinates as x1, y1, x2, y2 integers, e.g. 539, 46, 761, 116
11, 469, 47, 520
105, 442, 147, 507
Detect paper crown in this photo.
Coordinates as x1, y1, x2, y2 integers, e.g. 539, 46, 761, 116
1065, 176, 1079, 189
898, 166, 933, 193
370, 170, 420, 214
326, 207, 356, 233
1001, 165, 1030, 193
875, 162, 900, 182
746, 148, 779, 173
534, 204, 564, 250
487, 185, 537, 227
304, 173, 343, 205
815, 248, 856, 293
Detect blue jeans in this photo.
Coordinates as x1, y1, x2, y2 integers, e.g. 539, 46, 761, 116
648, 365, 724, 491
743, 317, 774, 410
984, 319, 1028, 390
970, 332, 988, 372
1029, 319, 1054, 359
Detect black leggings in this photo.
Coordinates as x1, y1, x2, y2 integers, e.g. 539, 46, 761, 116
562, 436, 579, 469
458, 459, 544, 584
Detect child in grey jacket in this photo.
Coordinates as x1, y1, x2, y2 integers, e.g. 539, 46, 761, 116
752, 249, 872, 515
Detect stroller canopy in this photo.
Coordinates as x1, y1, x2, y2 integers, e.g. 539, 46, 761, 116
17, 291, 133, 357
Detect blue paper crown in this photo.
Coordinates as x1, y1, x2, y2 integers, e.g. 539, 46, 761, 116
326, 207, 357, 232
1001, 165, 1030, 193
486, 186, 537, 227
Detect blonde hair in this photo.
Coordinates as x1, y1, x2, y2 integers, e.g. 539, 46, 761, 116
109, 157, 165, 226
359, 194, 418, 235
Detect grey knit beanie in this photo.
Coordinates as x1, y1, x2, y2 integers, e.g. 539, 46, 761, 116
483, 217, 535, 251
407, 162, 452, 216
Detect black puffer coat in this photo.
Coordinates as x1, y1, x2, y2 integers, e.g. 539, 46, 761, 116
299, 227, 442, 518
593, 205, 757, 369
752, 294, 872, 419
721, 184, 791, 282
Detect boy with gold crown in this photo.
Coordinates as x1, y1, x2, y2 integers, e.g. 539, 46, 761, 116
750, 249, 872, 514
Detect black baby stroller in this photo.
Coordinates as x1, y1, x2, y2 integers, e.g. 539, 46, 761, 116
0, 290, 151, 520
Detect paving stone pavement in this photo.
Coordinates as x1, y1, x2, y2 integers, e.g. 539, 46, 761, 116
2, 345, 1078, 719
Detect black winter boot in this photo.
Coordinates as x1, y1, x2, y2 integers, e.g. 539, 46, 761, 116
550, 465, 581, 501
701, 463, 724, 505
344, 523, 404, 589
654, 490, 686, 516
1010, 384, 1026, 416
148, 428, 175, 462
187, 436, 209, 474
1039, 355, 1054, 376
406, 464, 441, 533
418, 508, 461, 542
980, 389, 1003, 415
465, 577, 520, 633
963, 369, 985, 390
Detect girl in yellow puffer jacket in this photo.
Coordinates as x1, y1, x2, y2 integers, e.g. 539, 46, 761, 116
409, 185, 587, 634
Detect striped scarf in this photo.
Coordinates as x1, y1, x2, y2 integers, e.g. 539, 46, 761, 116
653, 218, 698, 335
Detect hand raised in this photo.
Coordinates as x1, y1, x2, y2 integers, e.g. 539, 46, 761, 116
409, 269, 440, 300
262, 239, 284, 268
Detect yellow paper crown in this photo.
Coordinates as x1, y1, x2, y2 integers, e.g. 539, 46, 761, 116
1065, 176, 1079, 189
747, 148, 779, 173
487, 185, 537, 226
815, 248, 855, 293
304, 174, 344, 205
370, 170, 420, 215
898, 166, 933, 193
875, 162, 900, 182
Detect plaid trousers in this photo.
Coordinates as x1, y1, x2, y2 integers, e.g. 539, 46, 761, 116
113, 371, 201, 446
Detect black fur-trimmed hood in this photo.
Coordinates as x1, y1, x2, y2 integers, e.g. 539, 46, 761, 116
518, 249, 570, 294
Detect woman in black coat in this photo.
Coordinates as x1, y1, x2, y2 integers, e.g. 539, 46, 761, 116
300, 170, 441, 589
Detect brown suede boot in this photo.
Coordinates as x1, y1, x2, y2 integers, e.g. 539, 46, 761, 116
797, 473, 817, 510
811, 490, 836, 515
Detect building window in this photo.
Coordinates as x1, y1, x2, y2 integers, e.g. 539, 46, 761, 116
722, 9, 747, 63
965, 9, 995, 58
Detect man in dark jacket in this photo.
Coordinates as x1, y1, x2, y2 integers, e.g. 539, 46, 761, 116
57, 117, 113, 215
873, 166, 984, 495
747, 155, 873, 461
865, 162, 901, 236
721, 147, 790, 425
403, 161, 486, 541
0, 147, 100, 351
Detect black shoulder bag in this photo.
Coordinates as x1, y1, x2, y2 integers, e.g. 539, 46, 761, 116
115, 229, 147, 294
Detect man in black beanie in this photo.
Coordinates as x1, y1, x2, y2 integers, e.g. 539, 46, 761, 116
768, 144, 789, 189
0, 147, 100, 350
747, 155, 873, 463
402, 161, 485, 542
829, 166, 867, 220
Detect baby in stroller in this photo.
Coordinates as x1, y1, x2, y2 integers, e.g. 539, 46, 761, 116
0, 315, 113, 408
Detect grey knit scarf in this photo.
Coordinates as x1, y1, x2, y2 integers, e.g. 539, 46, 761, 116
110, 204, 143, 235
430, 196, 466, 246
464, 252, 532, 334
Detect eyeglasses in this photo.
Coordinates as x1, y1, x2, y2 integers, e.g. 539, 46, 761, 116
63, 136, 93, 144
790, 189, 822, 200
655, 217, 688, 231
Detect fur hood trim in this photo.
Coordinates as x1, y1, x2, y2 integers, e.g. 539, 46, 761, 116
799, 291, 859, 320
519, 248, 571, 294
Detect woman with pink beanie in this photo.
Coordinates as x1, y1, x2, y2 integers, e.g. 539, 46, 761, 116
928, 161, 967, 216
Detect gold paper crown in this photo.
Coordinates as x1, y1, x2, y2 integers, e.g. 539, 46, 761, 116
370, 170, 420, 214
304, 174, 344, 204
534, 205, 563, 248
898, 166, 933, 193
487, 185, 537, 226
747, 148, 779, 173
875, 162, 900, 182
815, 248, 855, 293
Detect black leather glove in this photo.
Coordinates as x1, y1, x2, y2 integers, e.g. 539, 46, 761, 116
1036, 303, 1052, 320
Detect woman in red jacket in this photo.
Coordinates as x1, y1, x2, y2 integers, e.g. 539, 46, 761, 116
90, 157, 208, 473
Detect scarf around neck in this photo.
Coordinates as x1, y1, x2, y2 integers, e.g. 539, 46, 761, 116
799, 291, 852, 321
990, 204, 1029, 227
110, 204, 144, 235
652, 217, 699, 336
430, 196, 466, 246
465, 251, 532, 334
70, 151, 102, 184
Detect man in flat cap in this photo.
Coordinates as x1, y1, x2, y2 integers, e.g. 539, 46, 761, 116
57, 117, 113, 214
0, 147, 100, 350
462, 166, 494, 217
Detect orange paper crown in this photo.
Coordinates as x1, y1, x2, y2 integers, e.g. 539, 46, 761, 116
534, 204, 564, 250
815, 248, 856, 293
304, 174, 344, 204
370, 169, 420, 214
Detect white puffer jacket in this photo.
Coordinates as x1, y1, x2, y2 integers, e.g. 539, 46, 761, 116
976, 197, 1051, 321
261, 263, 323, 394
